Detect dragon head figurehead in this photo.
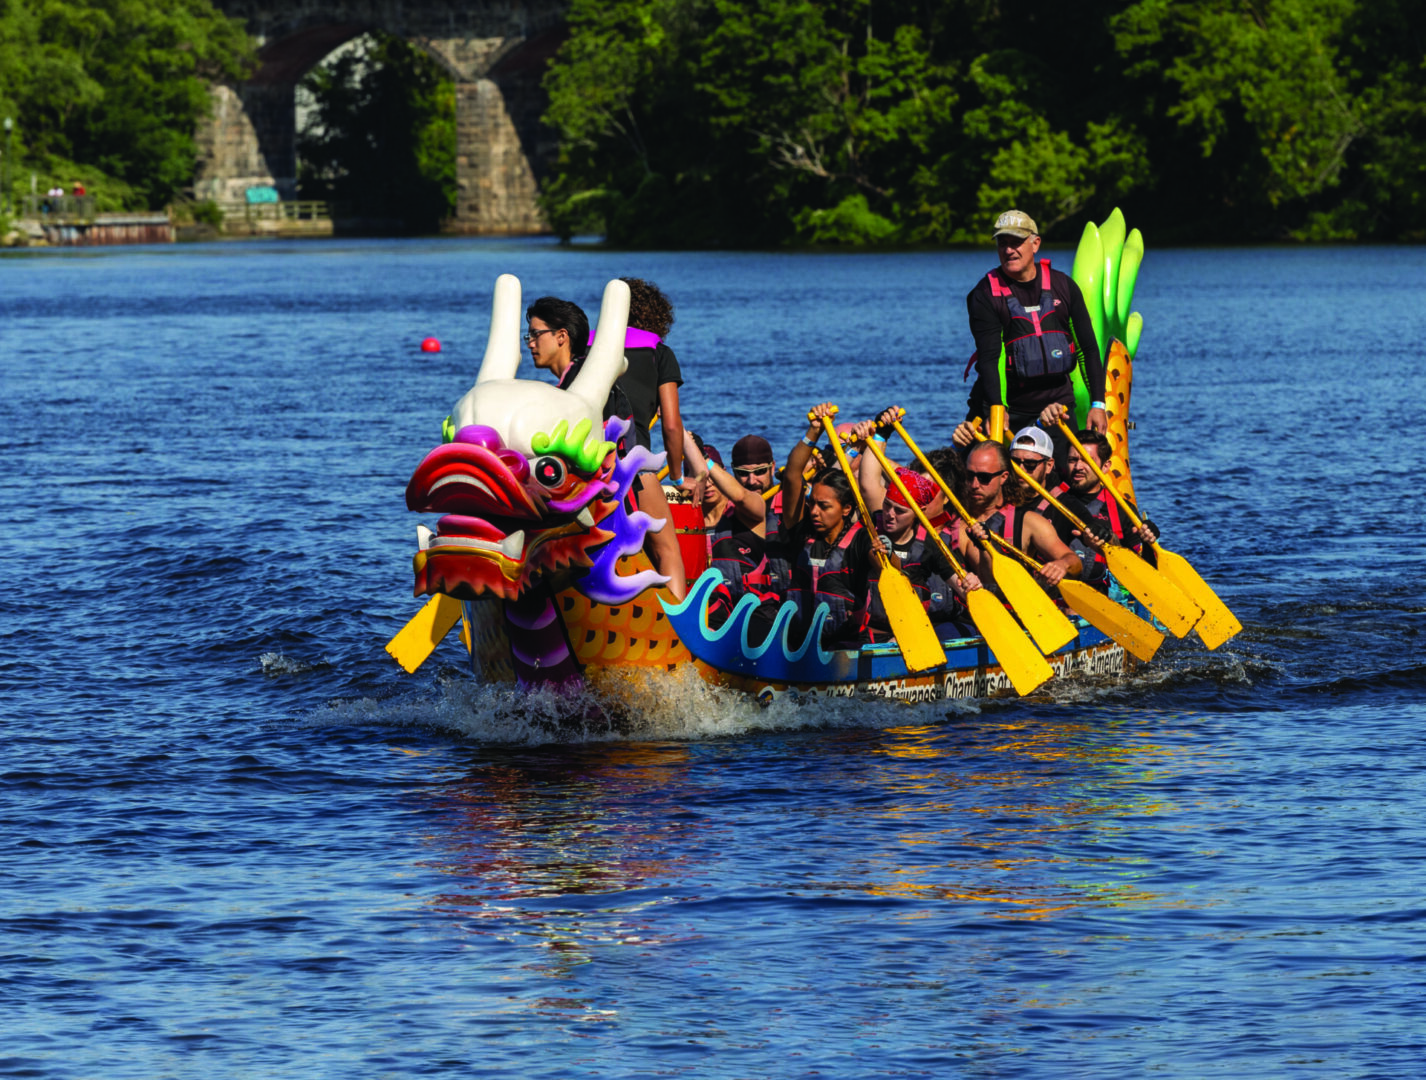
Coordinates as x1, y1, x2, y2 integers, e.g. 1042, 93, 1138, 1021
406, 276, 668, 609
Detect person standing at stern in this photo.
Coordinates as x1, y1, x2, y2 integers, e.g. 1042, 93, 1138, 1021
965, 209, 1108, 446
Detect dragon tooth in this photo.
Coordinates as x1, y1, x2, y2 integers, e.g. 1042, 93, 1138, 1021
417, 525, 433, 551
500, 530, 525, 559
576, 506, 596, 528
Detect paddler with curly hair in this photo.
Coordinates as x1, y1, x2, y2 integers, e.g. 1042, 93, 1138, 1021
965, 209, 1108, 447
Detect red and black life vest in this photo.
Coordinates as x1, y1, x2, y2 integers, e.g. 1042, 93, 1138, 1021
1034, 481, 1071, 517
795, 522, 868, 644
981, 503, 1027, 551
866, 524, 931, 641
986, 260, 1077, 380
1078, 486, 1138, 590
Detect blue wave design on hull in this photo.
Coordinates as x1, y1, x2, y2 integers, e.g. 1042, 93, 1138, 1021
663, 570, 1118, 687
661, 570, 863, 684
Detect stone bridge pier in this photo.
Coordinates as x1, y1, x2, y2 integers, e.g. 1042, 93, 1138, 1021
198, 1, 566, 233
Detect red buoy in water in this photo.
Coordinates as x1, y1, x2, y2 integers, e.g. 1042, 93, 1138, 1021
421, 337, 442, 353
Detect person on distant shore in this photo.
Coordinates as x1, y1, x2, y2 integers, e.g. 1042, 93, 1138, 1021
964, 209, 1107, 446
526, 294, 686, 600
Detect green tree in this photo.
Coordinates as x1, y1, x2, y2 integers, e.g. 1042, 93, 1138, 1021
0, 0, 254, 209
541, 0, 1153, 246
297, 32, 456, 233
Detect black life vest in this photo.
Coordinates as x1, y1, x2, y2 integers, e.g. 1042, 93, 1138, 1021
1078, 486, 1138, 589
866, 524, 930, 640
711, 530, 768, 603
749, 528, 794, 599
703, 505, 737, 557
795, 522, 868, 644
981, 503, 1027, 551
1034, 481, 1071, 517
986, 260, 1077, 380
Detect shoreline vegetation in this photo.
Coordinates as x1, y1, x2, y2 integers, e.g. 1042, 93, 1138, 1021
2, 0, 1423, 247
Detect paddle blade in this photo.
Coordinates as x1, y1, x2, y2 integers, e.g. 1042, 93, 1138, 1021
1152, 546, 1242, 650
1103, 546, 1202, 638
386, 594, 464, 673
1059, 579, 1164, 663
988, 551, 1077, 654
966, 589, 1053, 696
878, 568, 946, 673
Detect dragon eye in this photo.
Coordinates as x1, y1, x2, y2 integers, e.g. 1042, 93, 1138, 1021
532, 456, 567, 488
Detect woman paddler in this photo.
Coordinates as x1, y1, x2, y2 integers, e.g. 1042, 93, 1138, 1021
859, 459, 983, 641
765, 403, 889, 647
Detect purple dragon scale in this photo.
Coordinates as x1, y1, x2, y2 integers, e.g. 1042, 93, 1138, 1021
579, 417, 670, 606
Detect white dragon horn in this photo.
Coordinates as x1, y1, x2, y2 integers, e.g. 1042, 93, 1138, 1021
474, 273, 523, 385
567, 279, 630, 411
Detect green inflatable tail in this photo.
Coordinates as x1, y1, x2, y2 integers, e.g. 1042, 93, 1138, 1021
1069, 209, 1146, 425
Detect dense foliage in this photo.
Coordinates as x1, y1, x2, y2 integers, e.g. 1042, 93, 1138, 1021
541, 0, 1426, 245
0, 0, 253, 210
296, 33, 456, 234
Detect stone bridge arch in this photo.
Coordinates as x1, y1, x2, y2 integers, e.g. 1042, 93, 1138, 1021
198, 0, 567, 233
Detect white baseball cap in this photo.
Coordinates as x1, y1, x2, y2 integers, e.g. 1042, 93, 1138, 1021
1011, 426, 1054, 459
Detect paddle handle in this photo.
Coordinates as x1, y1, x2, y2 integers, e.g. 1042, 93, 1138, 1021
760, 461, 820, 505
858, 433, 969, 581
1056, 420, 1147, 532
816, 409, 889, 570
983, 529, 1046, 572
890, 416, 980, 530
892, 417, 1055, 573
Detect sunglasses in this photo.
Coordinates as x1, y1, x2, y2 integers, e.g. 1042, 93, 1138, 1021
1011, 456, 1047, 469
525, 327, 558, 344
968, 469, 1007, 485
733, 465, 771, 478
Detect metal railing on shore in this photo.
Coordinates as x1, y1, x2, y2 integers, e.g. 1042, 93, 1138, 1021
218, 200, 334, 222
22, 194, 98, 220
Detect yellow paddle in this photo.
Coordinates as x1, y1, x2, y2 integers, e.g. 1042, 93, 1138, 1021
1057, 421, 1241, 650
855, 433, 1052, 696
892, 414, 1160, 660
386, 593, 464, 673
975, 529, 1164, 663
817, 409, 945, 673
884, 413, 1077, 655
977, 429, 1203, 639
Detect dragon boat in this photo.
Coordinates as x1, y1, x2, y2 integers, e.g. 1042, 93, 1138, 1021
389, 212, 1159, 704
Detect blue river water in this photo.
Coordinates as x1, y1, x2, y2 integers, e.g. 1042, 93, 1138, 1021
3, 237, 1424, 1079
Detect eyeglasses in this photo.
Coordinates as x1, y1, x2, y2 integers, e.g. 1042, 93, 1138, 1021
526, 327, 558, 344
733, 466, 770, 479
968, 469, 1007, 485
1011, 456, 1047, 469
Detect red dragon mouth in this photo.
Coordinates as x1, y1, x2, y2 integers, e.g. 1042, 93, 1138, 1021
406, 441, 615, 601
